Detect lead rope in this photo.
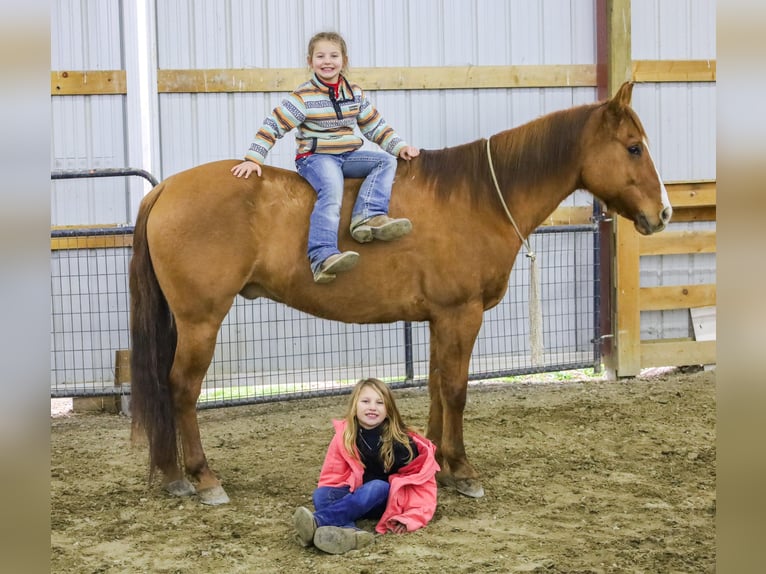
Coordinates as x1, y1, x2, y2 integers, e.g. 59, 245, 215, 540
486, 137, 543, 365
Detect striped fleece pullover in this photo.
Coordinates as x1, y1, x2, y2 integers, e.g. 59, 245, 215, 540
245, 73, 407, 165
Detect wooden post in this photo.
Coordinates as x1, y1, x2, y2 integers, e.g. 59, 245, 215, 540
596, 0, 640, 378
114, 349, 133, 417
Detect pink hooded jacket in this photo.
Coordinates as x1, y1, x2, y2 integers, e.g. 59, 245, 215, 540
317, 419, 440, 534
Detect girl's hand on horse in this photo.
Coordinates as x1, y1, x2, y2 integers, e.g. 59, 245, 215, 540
398, 146, 420, 161
231, 161, 262, 178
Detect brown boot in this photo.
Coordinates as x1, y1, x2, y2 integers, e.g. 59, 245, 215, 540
351, 215, 412, 243
313, 526, 374, 554
313, 251, 359, 284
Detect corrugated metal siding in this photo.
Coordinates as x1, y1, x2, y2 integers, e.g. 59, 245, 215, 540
631, 0, 716, 341
51, 0, 129, 226
156, 0, 599, 208
50, 0, 716, 384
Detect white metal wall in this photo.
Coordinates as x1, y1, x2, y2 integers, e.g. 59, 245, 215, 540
50, 0, 716, 223
155, 0, 598, 214
50, 0, 128, 225
630, 0, 716, 341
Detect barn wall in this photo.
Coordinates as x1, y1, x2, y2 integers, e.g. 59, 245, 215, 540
51, 0, 128, 226
49, 0, 716, 387
154, 0, 598, 212
630, 0, 716, 342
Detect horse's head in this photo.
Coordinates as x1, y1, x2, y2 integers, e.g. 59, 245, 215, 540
581, 82, 672, 235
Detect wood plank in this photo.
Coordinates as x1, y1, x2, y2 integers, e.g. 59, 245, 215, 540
639, 230, 716, 256
51, 235, 133, 251
51, 70, 127, 95
640, 284, 717, 311
51, 61, 717, 96
632, 60, 716, 83
607, 0, 633, 90
665, 181, 716, 208
669, 206, 716, 223
640, 339, 716, 368
51, 61, 716, 96
51, 223, 122, 230
615, 216, 642, 377
157, 65, 597, 93
540, 206, 593, 226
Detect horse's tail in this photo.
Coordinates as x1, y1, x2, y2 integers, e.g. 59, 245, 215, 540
129, 182, 180, 481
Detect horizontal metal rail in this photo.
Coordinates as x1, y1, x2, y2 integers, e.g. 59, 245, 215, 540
51, 167, 159, 187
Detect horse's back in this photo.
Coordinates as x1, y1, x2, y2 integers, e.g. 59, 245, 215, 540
142, 158, 513, 324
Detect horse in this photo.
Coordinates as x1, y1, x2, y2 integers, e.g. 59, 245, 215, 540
129, 81, 672, 505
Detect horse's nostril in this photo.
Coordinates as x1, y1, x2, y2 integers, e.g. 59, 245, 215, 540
661, 206, 673, 223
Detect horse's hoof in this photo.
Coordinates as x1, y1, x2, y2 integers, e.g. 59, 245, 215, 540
455, 478, 485, 498
165, 479, 196, 497
198, 485, 230, 505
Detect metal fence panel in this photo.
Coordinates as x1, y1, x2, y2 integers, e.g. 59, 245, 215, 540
50, 225, 598, 403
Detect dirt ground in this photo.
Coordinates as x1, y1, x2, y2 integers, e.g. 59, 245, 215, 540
50, 368, 715, 573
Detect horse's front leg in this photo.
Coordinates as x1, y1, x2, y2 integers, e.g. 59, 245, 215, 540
168, 318, 231, 505
428, 303, 485, 498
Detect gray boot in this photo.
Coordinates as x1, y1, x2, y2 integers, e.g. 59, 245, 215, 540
313, 526, 374, 554
292, 507, 317, 547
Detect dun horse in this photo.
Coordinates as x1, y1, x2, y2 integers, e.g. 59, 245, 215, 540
130, 82, 671, 504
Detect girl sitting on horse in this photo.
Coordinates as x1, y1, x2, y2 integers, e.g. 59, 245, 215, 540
292, 377, 439, 554
232, 31, 419, 284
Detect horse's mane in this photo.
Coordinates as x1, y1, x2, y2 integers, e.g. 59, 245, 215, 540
414, 102, 614, 204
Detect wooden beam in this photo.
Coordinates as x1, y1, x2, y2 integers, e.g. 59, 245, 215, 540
669, 206, 716, 223
607, 0, 633, 90
632, 60, 716, 83
665, 181, 716, 208
615, 218, 642, 377
640, 284, 717, 311
156, 65, 597, 93
540, 206, 593, 227
639, 230, 716, 256
664, 181, 716, 222
50, 61, 717, 96
605, 0, 638, 378
640, 339, 716, 368
51, 70, 126, 95
51, 235, 133, 251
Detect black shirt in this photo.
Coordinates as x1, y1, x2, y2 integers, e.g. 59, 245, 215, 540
356, 426, 417, 483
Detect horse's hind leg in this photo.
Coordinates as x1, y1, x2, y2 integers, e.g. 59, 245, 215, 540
428, 304, 485, 498
169, 318, 231, 505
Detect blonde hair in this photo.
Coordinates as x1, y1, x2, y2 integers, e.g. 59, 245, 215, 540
307, 31, 349, 75
342, 378, 414, 471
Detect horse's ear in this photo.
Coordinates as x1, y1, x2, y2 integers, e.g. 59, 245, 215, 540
610, 81, 634, 109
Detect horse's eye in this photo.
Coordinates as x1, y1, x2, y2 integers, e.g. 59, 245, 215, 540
628, 144, 642, 157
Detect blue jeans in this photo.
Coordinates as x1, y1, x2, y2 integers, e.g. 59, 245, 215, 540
296, 150, 398, 273
311, 480, 390, 528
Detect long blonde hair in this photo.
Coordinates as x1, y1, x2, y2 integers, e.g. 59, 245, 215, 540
342, 378, 414, 471
306, 31, 349, 75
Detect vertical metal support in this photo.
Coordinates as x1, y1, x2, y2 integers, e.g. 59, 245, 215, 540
403, 321, 414, 382
122, 0, 160, 218
592, 204, 603, 373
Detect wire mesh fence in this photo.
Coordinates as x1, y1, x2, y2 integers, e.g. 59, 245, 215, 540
50, 225, 600, 406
